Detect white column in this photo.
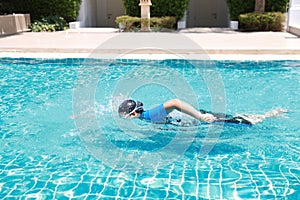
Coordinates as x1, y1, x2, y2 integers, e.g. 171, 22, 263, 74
139, 0, 152, 31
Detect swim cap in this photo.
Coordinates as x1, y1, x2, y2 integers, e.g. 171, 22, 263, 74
118, 99, 144, 117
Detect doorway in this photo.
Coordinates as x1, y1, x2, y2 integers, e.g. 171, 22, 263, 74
187, 0, 229, 27
96, 0, 125, 27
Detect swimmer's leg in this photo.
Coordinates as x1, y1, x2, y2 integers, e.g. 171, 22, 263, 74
199, 109, 247, 124
224, 116, 253, 125
237, 108, 289, 124
199, 108, 288, 125
199, 109, 233, 119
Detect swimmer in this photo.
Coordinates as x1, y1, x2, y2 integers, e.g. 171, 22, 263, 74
118, 99, 288, 125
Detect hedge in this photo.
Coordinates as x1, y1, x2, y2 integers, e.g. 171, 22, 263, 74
29, 16, 68, 32
227, 0, 288, 20
123, 0, 189, 20
239, 12, 285, 31
0, 0, 81, 22
116, 15, 176, 32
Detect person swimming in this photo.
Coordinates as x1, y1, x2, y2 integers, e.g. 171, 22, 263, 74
118, 99, 288, 126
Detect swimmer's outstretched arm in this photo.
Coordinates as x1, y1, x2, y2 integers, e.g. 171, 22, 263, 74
163, 99, 216, 122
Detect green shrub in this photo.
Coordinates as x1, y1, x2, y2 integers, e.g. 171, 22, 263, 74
239, 12, 285, 32
150, 16, 177, 30
29, 16, 68, 32
0, 0, 81, 22
123, 0, 189, 20
116, 15, 177, 32
115, 15, 141, 31
29, 21, 56, 32
227, 0, 288, 21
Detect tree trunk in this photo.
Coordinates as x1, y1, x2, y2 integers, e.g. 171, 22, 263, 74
255, 0, 265, 13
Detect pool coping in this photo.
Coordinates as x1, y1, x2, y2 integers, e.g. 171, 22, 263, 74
1, 31, 300, 60
1, 51, 300, 61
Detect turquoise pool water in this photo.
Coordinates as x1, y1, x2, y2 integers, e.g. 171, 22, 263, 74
0, 58, 299, 199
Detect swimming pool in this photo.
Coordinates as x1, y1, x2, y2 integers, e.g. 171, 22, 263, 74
0, 58, 299, 199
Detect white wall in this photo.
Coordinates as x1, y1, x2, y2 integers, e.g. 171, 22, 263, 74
288, 0, 300, 36
77, 0, 125, 27
96, 0, 108, 27
78, 0, 97, 27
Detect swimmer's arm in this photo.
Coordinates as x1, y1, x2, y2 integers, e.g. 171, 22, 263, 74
163, 99, 216, 122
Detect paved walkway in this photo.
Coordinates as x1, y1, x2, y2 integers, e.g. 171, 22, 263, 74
0, 28, 300, 59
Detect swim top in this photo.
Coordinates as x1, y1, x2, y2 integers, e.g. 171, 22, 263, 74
140, 104, 168, 123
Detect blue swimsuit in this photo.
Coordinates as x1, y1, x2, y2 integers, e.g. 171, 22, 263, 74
140, 104, 168, 123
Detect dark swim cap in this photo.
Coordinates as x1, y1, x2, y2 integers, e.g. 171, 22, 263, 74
118, 99, 144, 117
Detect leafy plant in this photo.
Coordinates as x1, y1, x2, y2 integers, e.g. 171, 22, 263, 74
227, 0, 288, 21
29, 21, 56, 32
0, 0, 82, 22
116, 15, 176, 32
239, 12, 285, 31
29, 16, 68, 32
151, 16, 177, 30
116, 15, 141, 31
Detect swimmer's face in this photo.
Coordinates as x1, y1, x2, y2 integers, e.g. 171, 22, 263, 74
118, 99, 144, 119
122, 111, 141, 119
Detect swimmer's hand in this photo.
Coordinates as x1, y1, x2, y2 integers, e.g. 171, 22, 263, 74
199, 113, 216, 123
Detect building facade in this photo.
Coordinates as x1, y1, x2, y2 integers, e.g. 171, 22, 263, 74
186, 0, 229, 27
287, 0, 300, 36
78, 0, 125, 27
78, 0, 229, 28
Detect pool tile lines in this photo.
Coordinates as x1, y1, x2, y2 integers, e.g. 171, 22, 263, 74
65, 168, 94, 199
218, 159, 224, 200
139, 163, 161, 200
258, 164, 277, 198
278, 161, 291, 197
22, 174, 50, 199
288, 167, 300, 184
243, 163, 261, 199
206, 158, 224, 199
228, 165, 243, 200
97, 168, 113, 199
115, 171, 133, 200
205, 162, 214, 200
0, 151, 22, 175
1, 181, 17, 199
163, 163, 175, 200
84, 169, 101, 200
126, 169, 139, 199
115, 172, 136, 199
178, 161, 187, 200
194, 159, 200, 199
286, 143, 300, 157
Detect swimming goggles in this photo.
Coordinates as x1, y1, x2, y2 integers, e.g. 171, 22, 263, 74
124, 105, 143, 118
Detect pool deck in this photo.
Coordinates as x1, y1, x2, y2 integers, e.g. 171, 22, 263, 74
1, 28, 300, 60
